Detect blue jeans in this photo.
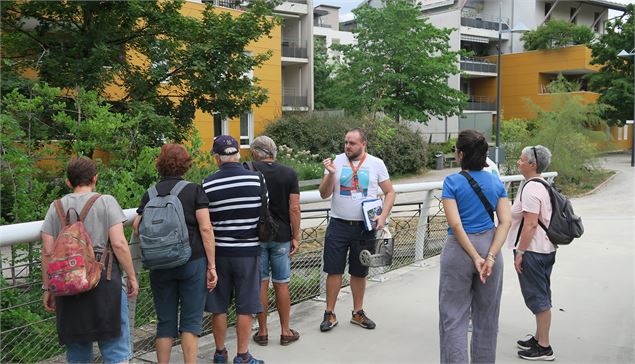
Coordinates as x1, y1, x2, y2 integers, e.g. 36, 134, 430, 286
260, 241, 291, 283
150, 257, 208, 338
66, 289, 131, 364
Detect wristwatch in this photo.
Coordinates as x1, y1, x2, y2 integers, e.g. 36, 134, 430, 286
516, 249, 526, 255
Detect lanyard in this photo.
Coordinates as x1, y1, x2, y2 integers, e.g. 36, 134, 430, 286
348, 153, 366, 191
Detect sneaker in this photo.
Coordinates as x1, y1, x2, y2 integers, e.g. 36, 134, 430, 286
213, 348, 228, 364
350, 310, 376, 329
233, 353, 264, 364
518, 344, 555, 361
319, 311, 338, 332
517, 335, 539, 350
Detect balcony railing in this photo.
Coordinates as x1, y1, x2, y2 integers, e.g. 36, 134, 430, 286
460, 10, 509, 31
283, 87, 308, 107
202, 0, 242, 9
285, 0, 307, 3
460, 57, 497, 73
314, 21, 333, 28
466, 95, 496, 111
282, 39, 308, 59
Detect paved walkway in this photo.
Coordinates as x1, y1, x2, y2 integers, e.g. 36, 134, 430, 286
145, 153, 634, 363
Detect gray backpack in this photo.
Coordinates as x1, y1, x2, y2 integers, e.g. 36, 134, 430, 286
138, 180, 191, 270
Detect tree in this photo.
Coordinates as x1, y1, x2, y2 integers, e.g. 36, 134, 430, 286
313, 37, 342, 110
521, 20, 595, 51
330, 0, 465, 123
1, 0, 279, 138
587, 4, 634, 126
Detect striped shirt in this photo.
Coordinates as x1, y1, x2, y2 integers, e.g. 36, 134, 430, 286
203, 162, 264, 257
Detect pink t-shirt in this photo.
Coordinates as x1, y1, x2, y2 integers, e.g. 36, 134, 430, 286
507, 178, 556, 253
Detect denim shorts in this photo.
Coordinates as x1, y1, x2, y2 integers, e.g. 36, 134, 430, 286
150, 257, 208, 338
517, 250, 557, 314
66, 289, 132, 364
260, 242, 291, 283
323, 218, 376, 278
205, 256, 263, 315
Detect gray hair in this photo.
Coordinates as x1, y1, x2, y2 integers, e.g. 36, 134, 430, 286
251, 135, 277, 160
522, 145, 552, 173
217, 152, 240, 163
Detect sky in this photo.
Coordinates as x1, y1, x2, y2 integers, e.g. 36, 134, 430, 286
315, 0, 635, 22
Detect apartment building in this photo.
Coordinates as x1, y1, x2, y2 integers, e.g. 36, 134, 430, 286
313, 4, 356, 61
275, 0, 315, 112
363, 0, 627, 146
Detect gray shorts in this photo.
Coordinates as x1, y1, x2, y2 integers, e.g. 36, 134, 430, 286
205, 256, 263, 315
517, 250, 556, 314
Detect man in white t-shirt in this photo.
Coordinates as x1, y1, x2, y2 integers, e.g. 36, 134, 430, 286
317, 128, 395, 332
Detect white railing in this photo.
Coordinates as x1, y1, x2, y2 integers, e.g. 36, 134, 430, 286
0, 173, 557, 247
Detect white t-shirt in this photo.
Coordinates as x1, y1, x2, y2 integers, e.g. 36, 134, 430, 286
483, 157, 501, 179
326, 153, 390, 221
506, 178, 555, 253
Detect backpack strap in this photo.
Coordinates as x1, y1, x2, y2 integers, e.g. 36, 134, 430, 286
79, 194, 102, 222
169, 180, 190, 197
520, 178, 551, 233
459, 171, 494, 222
53, 199, 68, 227
243, 161, 256, 171
148, 185, 159, 200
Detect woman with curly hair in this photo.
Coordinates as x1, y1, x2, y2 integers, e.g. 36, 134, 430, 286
133, 144, 217, 363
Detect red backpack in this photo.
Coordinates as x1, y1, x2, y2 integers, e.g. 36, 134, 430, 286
47, 194, 112, 296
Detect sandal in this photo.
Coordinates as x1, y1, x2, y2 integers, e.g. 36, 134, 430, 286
280, 329, 300, 346
252, 332, 268, 346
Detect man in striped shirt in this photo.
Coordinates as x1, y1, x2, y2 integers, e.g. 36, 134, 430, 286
203, 135, 265, 364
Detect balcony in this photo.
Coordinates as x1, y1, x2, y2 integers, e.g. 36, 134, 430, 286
465, 96, 496, 112
202, 0, 242, 10
460, 57, 497, 77
282, 38, 308, 59
282, 87, 308, 109
460, 10, 509, 31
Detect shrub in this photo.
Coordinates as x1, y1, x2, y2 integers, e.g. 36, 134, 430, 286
264, 113, 427, 175
521, 20, 595, 50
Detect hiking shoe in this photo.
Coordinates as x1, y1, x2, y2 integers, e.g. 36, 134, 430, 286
517, 335, 539, 350
213, 348, 228, 364
518, 344, 555, 361
319, 311, 338, 332
233, 353, 264, 364
350, 310, 376, 329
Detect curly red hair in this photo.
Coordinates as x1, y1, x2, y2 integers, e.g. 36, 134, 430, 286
156, 144, 192, 177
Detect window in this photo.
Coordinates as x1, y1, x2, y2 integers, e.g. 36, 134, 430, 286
617, 127, 623, 141
594, 12, 601, 32
240, 112, 254, 147
544, 2, 552, 21
213, 113, 228, 137
624, 125, 630, 141
570, 7, 577, 24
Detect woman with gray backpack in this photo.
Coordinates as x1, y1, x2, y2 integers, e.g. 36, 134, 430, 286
133, 144, 217, 363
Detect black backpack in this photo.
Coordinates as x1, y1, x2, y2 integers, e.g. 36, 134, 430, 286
516, 178, 584, 246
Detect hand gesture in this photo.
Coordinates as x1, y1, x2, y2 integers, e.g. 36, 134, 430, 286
322, 158, 336, 175
473, 256, 485, 279
207, 268, 218, 291
43, 291, 56, 313
480, 259, 495, 284
289, 238, 299, 257
514, 253, 523, 274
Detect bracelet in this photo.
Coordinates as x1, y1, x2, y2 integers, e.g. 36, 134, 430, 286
487, 252, 496, 260
208, 267, 216, 271
486, 256, 496, 263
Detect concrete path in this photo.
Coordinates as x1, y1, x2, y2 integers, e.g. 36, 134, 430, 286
147, 153, 634, 363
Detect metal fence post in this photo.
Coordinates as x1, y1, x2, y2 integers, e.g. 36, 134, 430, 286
414, 191, 433, 267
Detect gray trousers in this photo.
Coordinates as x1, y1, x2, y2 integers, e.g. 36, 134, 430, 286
439, 228, 503, 364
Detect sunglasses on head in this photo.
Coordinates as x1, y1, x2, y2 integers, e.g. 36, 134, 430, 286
532, 146, 538, 165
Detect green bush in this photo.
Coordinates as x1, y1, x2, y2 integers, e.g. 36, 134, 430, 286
264, 114, 427, 175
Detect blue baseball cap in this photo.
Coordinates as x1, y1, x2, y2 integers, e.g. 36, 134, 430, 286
212, 135, 239, 155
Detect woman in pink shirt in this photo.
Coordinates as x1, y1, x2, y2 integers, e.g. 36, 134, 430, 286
508, 145, 556, 361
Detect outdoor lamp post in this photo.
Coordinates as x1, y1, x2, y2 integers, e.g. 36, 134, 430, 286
618, 48, 635, 168
494, 1, 529, 166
